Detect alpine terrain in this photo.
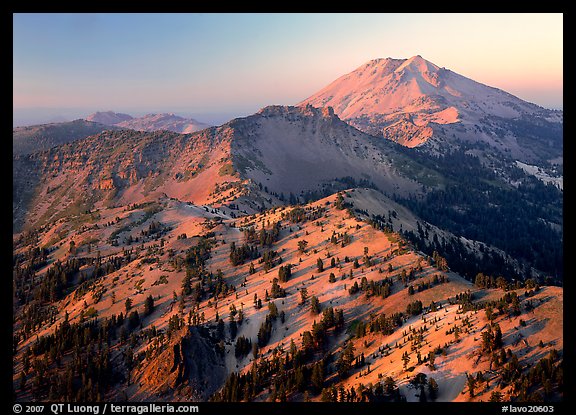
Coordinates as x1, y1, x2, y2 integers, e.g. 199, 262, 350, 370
301, 55, 562, 167
12, 56, 563, 404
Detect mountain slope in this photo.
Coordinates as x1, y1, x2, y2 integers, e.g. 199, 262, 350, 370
12, 128, 241, 233
230, 105, 422, 196
12, 192, 563, 402
12, 119, 120, 156
13, 105, 425, 233
86, 111, 133, 125
13, 105, 562, 281
300, 56, 563, 163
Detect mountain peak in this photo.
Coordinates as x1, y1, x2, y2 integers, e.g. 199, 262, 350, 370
298, 55, 448, 120
360, 57, 406, 74
142, 113, 185, 121
300, 55, 542, 121
395, 55, 439, 74
362, 55, 431, 70
117, 113, 209, 134
86, 111, 133, 125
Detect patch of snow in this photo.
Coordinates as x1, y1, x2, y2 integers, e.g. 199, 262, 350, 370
515, 161, 563, 190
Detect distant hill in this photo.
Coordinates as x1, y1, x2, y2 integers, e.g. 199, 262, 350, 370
12, 119, 119, 156
85, 111, 210, 133
86, 111, 133, 125
117, 113, 210, 133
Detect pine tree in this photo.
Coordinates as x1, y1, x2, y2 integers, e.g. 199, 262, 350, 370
337, 342, 355, 379
252, 342, 259, 358
268, 301, 278, 319
475, 272, 486, 288
127, 310, 140, 331
302, 331, 314, 354
467, 374, 476, 397
310, 295, 321, 314
493, 324, 503, 349
270, 278, 286, 298
317, 258, 324, 272
295, 366, 306, 392
125, 297, 132, 313
402, 351, 411, 370
300, 287, 308, 305
216, 319, 225, 340
335, 192, 345, 210
278, 265, 292, 282
419, 384, 427, 402
144, 295, 155, 316
428, 350, 436, 369
229, 318, 237, 339
311, 361, 325, 393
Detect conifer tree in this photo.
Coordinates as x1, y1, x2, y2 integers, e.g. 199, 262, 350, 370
310, 295, 321, 314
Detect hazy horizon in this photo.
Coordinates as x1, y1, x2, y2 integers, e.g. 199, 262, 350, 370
12, 107, 250, 128
14, 13, 562, 128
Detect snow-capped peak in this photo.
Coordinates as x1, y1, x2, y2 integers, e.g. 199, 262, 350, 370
300, 55, 542, 121
394, 55, 440, 74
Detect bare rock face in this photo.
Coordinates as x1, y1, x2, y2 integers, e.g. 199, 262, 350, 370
230, 104, 422, 198
98, 177, 116, 190
180, 327, 227, 398
138, 326, 226, 400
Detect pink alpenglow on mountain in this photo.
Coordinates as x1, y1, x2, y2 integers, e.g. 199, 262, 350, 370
300, 55, 556, 148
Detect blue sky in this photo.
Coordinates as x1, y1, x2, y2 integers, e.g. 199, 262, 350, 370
13, 13, 563, 125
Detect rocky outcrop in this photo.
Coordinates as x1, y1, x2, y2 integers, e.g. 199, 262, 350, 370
137, 326, 226, 400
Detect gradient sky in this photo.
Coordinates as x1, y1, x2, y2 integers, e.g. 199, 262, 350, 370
13, 13, 563, 125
